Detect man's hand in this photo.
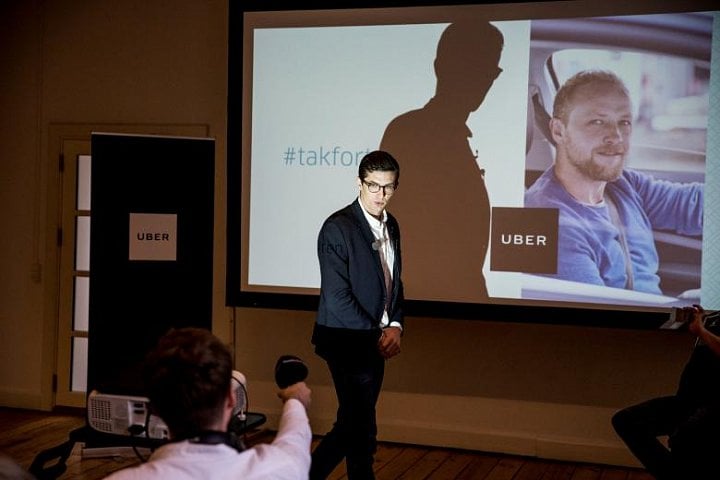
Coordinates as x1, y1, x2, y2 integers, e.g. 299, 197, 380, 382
278, 381, 312, 410
378, 326, 402, 359
688, 304, 705, 337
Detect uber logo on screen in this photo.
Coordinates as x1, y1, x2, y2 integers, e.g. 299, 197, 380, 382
490, 207, 558, 273
129, 213, 177, 261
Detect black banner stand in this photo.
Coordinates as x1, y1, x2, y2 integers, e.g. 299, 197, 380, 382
30, 133, 254, 479
86, 132, 215, 396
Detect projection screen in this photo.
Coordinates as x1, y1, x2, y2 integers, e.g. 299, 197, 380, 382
227, 0, 720, 328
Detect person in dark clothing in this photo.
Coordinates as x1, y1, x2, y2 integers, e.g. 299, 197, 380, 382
612, 305, 720, 480
311, 150, 404, 480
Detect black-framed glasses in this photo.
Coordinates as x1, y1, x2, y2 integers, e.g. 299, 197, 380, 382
362, 180, 397, 195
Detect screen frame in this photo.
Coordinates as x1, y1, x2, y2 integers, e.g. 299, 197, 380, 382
226, 0, 715, 329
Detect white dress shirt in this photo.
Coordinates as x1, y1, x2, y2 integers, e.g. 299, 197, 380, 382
357, 198, 401, 330
103, 399, 311, 480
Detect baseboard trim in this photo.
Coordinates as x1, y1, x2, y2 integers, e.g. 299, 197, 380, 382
251, 381, 641, 468
0, 389, 46, 410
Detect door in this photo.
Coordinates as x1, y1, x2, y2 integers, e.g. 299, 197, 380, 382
55, 139, 91, 407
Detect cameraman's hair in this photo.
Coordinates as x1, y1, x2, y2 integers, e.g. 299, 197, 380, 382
358, 150, 400, 183
143, 327, 232, 439
553, 70, 630, 124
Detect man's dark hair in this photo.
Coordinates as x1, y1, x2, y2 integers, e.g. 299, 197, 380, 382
143, 327, 232, 439
358, 150, 400, 183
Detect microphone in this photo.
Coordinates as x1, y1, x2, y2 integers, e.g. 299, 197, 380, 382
231, 370, 247, 421
227, 370, 248, 438
372, 236, 388, 251
274, 355, 308, 389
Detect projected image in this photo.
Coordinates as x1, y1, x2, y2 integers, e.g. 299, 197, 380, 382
521, 13, 710, 307
228, 3, 719, 318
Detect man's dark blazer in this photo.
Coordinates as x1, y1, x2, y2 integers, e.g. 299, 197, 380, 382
313, 199, 404, 359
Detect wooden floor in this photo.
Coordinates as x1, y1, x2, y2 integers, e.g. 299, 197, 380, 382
0, 406, 653, 480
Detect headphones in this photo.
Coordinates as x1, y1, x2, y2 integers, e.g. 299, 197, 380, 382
189, 430, 245, 453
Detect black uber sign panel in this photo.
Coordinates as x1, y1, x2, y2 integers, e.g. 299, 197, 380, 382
490, 207, 558, 274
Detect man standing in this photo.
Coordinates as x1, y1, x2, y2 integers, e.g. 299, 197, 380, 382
525, 70, 703, 294
311, 150, 404, 480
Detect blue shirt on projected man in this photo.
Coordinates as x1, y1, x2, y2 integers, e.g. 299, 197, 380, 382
524, 70, 704, 296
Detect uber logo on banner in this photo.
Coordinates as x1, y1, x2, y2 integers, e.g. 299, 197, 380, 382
490, 207, 558, 273
129, 213, 177, 261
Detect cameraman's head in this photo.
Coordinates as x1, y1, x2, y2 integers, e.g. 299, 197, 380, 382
143, 327, 234, 440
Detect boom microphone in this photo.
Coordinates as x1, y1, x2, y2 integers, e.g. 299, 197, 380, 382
274, 355, 308, 389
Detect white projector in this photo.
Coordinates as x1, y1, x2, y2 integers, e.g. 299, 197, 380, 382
87, 391, 169, 440
87, 370, 247, 439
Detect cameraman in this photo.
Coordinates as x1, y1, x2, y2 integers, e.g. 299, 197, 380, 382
612, 305, 720, 480
104, 327, 312, 480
